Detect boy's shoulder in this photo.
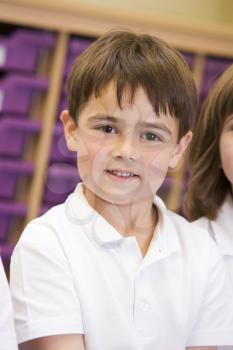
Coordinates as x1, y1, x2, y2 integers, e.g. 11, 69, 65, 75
17, 202, 68, 248
155, 196, 216, 258
155, 195, 210, 239
191, 216, 210, 231
16, 185, 93, 249
167, 208, 207, 233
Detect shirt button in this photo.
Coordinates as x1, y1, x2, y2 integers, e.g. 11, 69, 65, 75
140, 300, 149, 311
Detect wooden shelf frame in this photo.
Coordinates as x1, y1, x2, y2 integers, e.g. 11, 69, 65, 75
26, 32, 69, 223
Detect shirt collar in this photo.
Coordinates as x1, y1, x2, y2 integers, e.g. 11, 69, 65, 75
149, 196, 181, 256
65, 182, 181, 255
65, 183, 123, 246
210, 194, 233, 256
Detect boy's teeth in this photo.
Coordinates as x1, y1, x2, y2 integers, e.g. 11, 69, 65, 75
110, 170, 134, 177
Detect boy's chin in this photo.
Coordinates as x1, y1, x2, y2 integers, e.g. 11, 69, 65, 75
87, 185, 156, 207
84, 181, 160, 206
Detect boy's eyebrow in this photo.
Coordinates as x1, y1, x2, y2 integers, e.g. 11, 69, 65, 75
87, 115, 117, 123
88, 114, 172, 134
140, 122, 172, 135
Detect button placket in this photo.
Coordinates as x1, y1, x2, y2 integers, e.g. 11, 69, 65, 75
140, 299, 149, 312
133, 271, 153, 338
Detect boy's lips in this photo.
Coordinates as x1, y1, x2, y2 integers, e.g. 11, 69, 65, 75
105, 169, 139, 179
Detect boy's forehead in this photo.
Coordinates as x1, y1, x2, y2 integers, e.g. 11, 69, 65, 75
84, 83, 154, 116
82, 83, 178, 126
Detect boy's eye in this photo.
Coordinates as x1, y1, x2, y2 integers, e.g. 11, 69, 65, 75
142, 132, 162, 141
98, 125, 117, 134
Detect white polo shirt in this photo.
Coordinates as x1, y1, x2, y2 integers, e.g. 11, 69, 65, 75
10, 183, 233, 349
192, 194, 233, 350
0, 257, 18, 350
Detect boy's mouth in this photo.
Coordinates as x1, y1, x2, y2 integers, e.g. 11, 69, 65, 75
106, 169, 138, 179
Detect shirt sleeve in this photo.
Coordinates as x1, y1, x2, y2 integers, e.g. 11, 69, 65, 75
0, 257, 18, 350
187, 239, 233, 346
10, 225, 84, 345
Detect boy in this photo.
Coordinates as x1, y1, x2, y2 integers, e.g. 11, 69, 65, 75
10, 30, 233, 350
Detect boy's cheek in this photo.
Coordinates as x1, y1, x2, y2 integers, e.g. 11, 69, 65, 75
77, 146, 108, 183
77, 137, 98, 161
146, 149, 172, 173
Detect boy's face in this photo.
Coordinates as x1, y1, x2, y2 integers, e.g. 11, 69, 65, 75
61, 82, 192, 206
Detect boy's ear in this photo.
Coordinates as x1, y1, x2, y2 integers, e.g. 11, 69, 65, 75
169, 131, 193, 169
60, 110, 78, 151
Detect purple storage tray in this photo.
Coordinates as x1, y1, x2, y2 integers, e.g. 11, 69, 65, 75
50, 124, 76, 164
0, 160, 34, 199
0, 29, 55, 73
0, 118, 41, 157
44, 163, 80, 205
64, 37, 93, 78
0, 74, 48, 114
200, 57, 233, 105
0, 202, 26, 242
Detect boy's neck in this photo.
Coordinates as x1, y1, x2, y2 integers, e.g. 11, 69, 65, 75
83, 186, 158, 257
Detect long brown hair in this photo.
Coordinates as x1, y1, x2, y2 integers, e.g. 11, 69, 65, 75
185, 64, 233, 221
67, 30, 197, 139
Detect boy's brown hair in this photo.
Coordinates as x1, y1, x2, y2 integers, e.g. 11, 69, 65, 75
185, 64, 233, 221
67, 30, 197, 140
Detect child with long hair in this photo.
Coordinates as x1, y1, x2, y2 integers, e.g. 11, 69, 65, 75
185, 63, 233, 349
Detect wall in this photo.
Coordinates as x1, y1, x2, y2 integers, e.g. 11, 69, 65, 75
5, 0, 233, 30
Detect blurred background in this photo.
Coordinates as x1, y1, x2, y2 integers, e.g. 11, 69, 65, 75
0, 0, 232, 274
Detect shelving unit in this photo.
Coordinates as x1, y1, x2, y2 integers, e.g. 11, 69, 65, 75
0, 1, 232, 269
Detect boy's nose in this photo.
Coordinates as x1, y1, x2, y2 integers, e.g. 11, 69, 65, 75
111, 137, 140, 161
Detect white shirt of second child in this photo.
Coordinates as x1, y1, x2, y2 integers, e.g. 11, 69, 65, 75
0, 256, 18, 350
192, 194, 233, 350
10, 183, 233, 350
